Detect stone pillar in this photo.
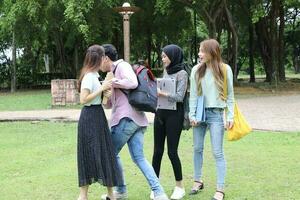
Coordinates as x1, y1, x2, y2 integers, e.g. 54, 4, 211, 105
123, 13, 130, 62
51, 79, 79, 106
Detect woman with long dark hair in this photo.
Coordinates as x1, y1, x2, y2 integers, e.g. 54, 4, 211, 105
77, 45, 121, 200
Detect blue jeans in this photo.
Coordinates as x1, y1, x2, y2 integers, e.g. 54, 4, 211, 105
193, 108, 226, 190
111, 117, 165, 196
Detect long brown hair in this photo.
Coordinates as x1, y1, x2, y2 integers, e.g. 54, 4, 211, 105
196, 39, 225, 100
78, 45, 105, 92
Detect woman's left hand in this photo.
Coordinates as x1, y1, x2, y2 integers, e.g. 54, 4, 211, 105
157, 88, 162, 97
226, 121, 234, 130
157, 88, 168, 97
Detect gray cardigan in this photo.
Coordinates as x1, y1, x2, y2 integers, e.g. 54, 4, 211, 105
162, 69, 188, 103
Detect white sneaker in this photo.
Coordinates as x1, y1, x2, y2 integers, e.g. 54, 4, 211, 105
150, 191, 154, 200
100, 191, 128, 200
170, 186, 185, 200
154, 193, 169, 200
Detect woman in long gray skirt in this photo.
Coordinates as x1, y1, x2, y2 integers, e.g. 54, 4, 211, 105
77, 45, 121, 200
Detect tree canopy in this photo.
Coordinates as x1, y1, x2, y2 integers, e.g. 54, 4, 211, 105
0, 0, 299, 90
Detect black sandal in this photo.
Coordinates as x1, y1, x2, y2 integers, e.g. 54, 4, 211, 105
211, 190, 225, 200
189, 180, 204, 195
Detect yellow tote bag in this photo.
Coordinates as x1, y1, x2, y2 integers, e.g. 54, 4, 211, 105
227, 103, 252, 141
222, 64, 252, 141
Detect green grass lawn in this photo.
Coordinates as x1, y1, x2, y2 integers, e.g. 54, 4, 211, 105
0, 90, 52, 111
0, 90, 82, 111
0, 122, 299, 200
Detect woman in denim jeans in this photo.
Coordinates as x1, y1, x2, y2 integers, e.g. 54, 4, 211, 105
188, 39, 234, 200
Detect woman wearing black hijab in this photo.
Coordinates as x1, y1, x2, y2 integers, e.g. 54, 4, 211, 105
151, 44, 188, 200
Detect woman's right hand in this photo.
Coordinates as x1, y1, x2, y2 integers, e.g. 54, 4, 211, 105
190, 120, 199, 127
103, 89, 112, 98
101, 80, 112, 91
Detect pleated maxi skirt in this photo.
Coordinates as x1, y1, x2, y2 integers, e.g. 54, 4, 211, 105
77, 105, 121, 187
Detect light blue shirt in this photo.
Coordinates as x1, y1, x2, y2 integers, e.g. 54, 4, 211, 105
189, 64, 234, 122
81, 72, 101, 106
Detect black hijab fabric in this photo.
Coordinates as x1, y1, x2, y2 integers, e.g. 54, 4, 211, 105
162, 44, 184, 75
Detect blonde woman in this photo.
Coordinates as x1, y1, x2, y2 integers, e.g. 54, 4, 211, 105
188, 39, 234, 200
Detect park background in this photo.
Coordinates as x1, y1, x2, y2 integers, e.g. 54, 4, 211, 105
0, 0, 300, 200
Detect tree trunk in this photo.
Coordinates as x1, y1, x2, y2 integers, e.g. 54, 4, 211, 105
255, 19, 272, 82
293, 47, 300, 73
51, 50, 55, 72
146, 30, 152, 68
224, 0, 238, 83
33, 48, 40, 85
248, 0, 255, 83
11, 30, 16, 92
255, 0, 282, 84
226, 29, 231, 64
232, 30, 238, 83
249, 20, 255, 82
207, 18, 217, 39
55, 33, 67, 78
270, 0, 278, 84
193, 10, 198, 65
201, 4, 223, 39
74, 43, 79, 78
278, 0, 285, 81
44, 54, 50, 73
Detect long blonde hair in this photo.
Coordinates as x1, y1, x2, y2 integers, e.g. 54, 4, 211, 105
196, 39, 225, 100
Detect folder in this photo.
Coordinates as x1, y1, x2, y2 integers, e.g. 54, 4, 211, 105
157, 78, 176, 110
196, 95, 206, 123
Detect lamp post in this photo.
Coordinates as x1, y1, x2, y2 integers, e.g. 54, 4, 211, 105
114, 2, 140, 62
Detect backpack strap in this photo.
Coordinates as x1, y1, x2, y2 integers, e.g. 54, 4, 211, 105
112, 61, 123, 74
112, 61, 130, 96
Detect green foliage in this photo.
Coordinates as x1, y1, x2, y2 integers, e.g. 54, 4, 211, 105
154, 0, 171, 15
251, 2, 268, 23
196, 20, 209, 39
0, 0, 300, 88
129, 0, 193, 68
63, 0, 94, 42
0, 63, 10, 87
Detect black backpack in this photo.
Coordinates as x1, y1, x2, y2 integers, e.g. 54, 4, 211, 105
113, 62, 157, 113
182, 62, 193, 130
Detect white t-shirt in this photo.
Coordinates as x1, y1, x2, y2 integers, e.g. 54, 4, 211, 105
81, 72, 101, 106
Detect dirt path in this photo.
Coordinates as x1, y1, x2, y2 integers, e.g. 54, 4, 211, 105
1, 95, 300, 132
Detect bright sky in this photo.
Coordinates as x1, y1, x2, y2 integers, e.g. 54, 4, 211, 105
0, 48, 23, 63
